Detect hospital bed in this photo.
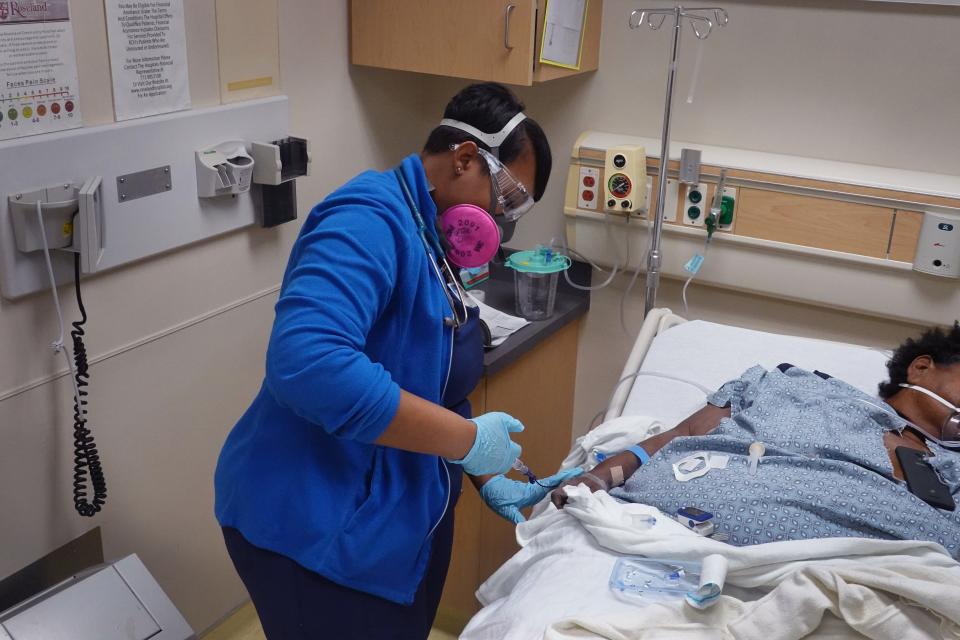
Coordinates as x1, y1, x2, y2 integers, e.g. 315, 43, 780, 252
460, 309, 960, 640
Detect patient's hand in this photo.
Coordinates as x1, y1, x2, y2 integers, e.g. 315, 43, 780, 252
550, 471, 609, 509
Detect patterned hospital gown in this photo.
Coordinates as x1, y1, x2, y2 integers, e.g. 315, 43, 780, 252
612, 365, 960, 558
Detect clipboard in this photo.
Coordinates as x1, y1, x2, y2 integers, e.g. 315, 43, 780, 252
538, 0, 589, 71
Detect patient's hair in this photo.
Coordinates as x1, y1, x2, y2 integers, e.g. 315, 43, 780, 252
879, 321, 960, 398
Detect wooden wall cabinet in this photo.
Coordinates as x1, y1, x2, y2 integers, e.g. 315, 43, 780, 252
350, 1, 602, 86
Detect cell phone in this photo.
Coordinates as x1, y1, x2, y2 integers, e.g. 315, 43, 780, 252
896, 447, 955, 511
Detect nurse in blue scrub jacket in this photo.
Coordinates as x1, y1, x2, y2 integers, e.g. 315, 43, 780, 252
214, 83, 581, 639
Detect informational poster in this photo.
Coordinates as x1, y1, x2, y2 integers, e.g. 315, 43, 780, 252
104, 0, 191, 121
0, 0, 82, 141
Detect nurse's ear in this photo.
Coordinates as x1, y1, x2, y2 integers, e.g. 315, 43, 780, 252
451, 141, 482, 178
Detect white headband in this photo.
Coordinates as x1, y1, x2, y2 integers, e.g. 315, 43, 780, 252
439, 112, 527, 156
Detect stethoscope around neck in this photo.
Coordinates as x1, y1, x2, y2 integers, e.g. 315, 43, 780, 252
394, 168, 470, 329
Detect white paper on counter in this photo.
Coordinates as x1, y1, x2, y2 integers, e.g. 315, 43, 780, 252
468, 293, 530, 347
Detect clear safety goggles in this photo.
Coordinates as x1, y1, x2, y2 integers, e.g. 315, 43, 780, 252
476, 147, 535, 222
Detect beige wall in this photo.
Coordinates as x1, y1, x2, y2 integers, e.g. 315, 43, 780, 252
0, 1, 453, 633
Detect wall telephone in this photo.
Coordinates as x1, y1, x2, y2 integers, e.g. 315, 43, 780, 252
7, 179, 108, 517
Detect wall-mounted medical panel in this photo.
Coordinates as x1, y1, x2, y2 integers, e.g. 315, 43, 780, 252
0, 96, 289, 299
564, 131, 960, 326
734, 190, 895, 259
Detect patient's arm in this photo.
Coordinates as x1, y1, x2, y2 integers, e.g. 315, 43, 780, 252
551, 403, 730, 508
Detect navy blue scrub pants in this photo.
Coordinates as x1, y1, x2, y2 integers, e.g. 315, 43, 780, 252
221, 466, 462, 640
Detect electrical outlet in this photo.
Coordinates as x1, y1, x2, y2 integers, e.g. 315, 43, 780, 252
577, 166, 600, 210
683, 182, 708, 226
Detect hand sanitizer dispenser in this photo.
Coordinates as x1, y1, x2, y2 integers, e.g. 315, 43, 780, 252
195, 141, 255, 198
914, 211, 960, 278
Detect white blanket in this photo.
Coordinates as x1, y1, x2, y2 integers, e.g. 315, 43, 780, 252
462, 416, 960, 640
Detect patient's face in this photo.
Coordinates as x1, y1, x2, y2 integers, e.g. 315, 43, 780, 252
930, 362, 960, 407
910, 358, 960, 410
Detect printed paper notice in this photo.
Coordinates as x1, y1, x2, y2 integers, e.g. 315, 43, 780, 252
0, 0, 82, 141
539, 0, 588, 70
105, 0, 191, 121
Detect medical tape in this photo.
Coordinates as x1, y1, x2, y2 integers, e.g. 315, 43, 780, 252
673, 452, 728, 482
610, 466, 624, 486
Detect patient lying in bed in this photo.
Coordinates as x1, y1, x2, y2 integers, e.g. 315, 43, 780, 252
552, 323, 960, 558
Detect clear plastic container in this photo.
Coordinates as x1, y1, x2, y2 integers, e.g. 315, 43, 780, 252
609, 557, 701, 599
506, 247, 571, 321
514, 270, 559, 320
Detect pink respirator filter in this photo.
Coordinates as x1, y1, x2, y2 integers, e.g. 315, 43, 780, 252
439, 204, 501, 268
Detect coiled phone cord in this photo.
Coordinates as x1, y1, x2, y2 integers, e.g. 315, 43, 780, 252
35, 201, 107, 517
71, 252, 107, 517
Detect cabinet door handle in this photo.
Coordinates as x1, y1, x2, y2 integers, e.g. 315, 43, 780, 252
504, 4, 516, 50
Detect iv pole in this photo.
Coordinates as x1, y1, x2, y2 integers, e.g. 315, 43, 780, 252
631, 6, 728, 317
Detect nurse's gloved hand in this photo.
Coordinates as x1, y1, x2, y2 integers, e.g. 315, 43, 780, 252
480, 467, 584, 523
449, 412, 524, 476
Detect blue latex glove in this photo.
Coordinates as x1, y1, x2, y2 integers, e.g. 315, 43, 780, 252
448, 412, 524, 476
480, 467, 584, 523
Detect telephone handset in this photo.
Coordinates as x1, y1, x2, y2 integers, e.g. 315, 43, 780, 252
75, 176, 104, 274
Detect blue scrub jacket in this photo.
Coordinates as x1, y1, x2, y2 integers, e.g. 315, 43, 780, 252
214, 155, 456, 604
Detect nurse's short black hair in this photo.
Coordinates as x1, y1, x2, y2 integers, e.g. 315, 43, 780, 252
879, 321, 960, 399
423, 82, 552, 202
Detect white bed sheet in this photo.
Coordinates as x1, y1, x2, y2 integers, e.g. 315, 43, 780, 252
463, 321, 913, 639
621, 320, 892, 428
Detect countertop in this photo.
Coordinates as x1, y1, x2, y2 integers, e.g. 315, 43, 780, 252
473, 256, 592, 377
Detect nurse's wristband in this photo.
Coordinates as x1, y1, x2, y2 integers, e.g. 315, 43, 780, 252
626, 445, 650, 466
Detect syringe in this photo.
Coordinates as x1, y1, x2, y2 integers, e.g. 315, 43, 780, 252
512, 458, 539, 483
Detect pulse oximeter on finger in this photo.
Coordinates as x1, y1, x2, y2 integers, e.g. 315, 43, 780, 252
676, 506, 715, 537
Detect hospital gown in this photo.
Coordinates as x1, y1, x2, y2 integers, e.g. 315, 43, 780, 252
612, 365, 960, 558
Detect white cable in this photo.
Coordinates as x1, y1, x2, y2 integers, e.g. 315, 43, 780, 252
558, 214, 628, 291
565, 246, 611, 274
584, 369, 712, 434
634, 370, 713, 395
619, 250, 648, 335
35, 201, 84, 420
